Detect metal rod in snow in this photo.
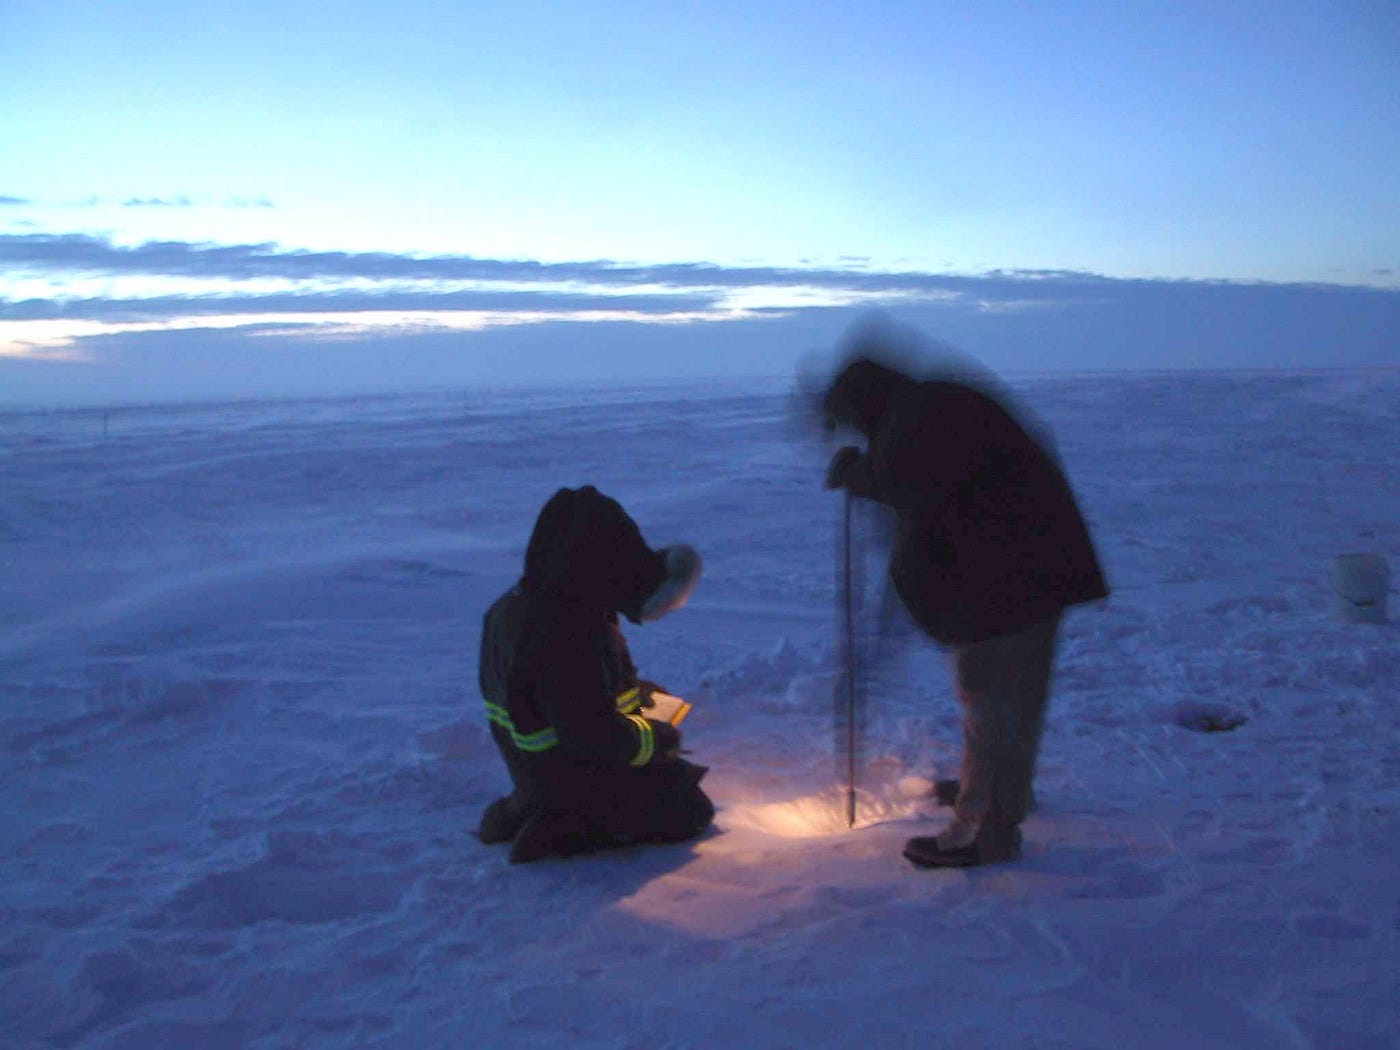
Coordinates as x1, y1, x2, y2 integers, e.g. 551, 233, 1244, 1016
842, 492, 857, 829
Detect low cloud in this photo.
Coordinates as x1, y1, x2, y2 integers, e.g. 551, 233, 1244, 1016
0, 231, 1248, 309
122, 196, 197, 208
1, 195, 277, 211
2, 232, 1397, 405
115, 195, 275, 209
5, 232, 1396, 323
1, 287, 722, 322
0, 232, 1099, 293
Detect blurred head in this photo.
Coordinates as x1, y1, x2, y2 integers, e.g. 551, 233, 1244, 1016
522, 486, 701, 623
822, 357, 912, 437
819, 313, 1033, 443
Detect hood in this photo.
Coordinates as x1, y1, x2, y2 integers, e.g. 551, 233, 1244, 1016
822, 357, 914, 437
521, 485, 701, 624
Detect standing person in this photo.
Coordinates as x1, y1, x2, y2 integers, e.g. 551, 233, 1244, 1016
822, 343, 1108, 868
477, 485, 713, 863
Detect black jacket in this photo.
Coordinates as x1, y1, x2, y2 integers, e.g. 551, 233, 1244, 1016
478, 487, 686, 813
826, 359, 1108, 646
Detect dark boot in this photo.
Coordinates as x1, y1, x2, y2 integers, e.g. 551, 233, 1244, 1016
478, 796, 527, 845
903, 824, 1022, 869
508, 809, 602, 864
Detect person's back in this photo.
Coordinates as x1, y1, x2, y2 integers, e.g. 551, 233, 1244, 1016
477, 586, 538, 827
479, 587, 525, 711
880, 377, 1107, 646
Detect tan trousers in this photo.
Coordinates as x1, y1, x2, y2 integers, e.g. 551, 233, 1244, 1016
938, 613, 1061, 851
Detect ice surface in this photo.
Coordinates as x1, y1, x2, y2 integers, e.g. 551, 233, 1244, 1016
1, 369, 1396, 1047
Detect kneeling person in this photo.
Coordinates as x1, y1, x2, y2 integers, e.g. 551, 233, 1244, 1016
477, 485, 712, 863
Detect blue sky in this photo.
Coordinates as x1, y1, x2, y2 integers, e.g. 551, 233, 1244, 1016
2, 1, 1397, 403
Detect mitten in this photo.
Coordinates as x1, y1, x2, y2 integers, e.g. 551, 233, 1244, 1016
824, 445, 863, 490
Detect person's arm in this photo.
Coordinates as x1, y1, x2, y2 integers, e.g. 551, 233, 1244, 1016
824, 445, 870, 495
535, 629, 679, 767
825, 415, 943, 508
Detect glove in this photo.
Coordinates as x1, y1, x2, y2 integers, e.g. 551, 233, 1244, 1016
824, 445, 862, 490
648, 718, 681, 762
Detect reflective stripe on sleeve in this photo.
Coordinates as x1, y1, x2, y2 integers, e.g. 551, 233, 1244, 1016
627, 713, 654, 767
484, 701, 560, 753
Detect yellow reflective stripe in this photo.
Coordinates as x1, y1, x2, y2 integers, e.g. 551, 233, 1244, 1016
485, 698, 646, 758
511, 728, 559, 753
615, 686, 642, 714
627, 713, 654, 767
483, 701, 559, 753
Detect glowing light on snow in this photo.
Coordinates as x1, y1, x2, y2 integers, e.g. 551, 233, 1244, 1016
723, 777, 934, 838
614, 775, 938, 937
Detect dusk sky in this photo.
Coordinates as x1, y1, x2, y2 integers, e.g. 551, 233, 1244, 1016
3, 1, 1397, 404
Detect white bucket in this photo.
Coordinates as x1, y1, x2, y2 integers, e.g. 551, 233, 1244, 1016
1331, 553, 1391, 624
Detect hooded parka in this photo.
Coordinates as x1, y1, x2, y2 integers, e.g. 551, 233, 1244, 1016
824, 359, 1108, 646
478, 486, 711, 856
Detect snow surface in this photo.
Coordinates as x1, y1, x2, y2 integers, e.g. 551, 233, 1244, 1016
2, 368, 1397, 1049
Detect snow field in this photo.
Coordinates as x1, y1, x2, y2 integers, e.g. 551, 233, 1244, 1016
1, 369, 1396, 1047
